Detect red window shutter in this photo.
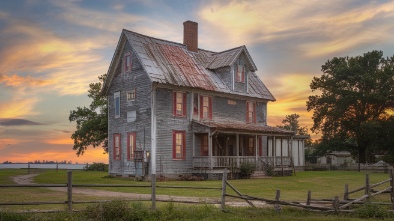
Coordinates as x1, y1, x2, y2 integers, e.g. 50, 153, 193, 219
199, 96, 203, 119
208, 97, 212, 119
183, 93, 187, 116
127, 133, 130, 160
172, 131, 176, 159
133, 133, 136, 158
246, 102, 249, 123
182, 131, 186, 159
173, 91, 176, 116
242, 66, 245, 83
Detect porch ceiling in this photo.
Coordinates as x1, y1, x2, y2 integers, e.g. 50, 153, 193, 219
192, 120, 295, 136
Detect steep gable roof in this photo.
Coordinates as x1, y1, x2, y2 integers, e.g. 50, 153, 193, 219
102, 29, 275, 101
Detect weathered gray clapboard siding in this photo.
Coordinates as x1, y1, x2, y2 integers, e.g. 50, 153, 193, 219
215, 67, 232, 89
108, 41, 152, 176
155, 88, 193, 176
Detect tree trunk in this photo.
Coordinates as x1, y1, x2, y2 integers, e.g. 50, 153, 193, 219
358, 146, 367, 164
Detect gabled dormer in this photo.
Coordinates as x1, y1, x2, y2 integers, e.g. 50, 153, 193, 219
206, 45, 259, 94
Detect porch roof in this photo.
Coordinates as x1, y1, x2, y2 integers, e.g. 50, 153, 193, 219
192, 120, 295, 136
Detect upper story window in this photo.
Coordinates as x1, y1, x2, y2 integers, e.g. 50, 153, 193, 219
200, 95, 212, 119
114, 92, 120, 118
113, 134, 121, 160
246, 101, 256, 123
127, 89, 136, 101
127, 132, 136, 160
173, 91, 186, 117
172, 131, 186, 160
123, 52, 132, 72
236, 65, 245, 83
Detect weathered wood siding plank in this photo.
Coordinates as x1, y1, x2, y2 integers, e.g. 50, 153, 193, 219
108, 41, 152, 176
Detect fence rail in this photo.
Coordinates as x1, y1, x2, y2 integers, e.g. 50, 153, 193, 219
3, 169, 394, 213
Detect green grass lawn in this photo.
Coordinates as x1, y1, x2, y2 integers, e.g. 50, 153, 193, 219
32, 170, 392, 201
1, 169, 393, 220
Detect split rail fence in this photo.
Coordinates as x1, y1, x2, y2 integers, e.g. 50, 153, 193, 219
1, 170, 394, 212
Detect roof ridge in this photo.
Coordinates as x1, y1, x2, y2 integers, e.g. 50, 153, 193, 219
213, 45, 244, 55
123, 29, 221, 54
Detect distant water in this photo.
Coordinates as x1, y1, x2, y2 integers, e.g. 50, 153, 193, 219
0, 163, 87, 170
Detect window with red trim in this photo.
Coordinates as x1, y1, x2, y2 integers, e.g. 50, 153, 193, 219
200, 95, 212, 119
236, 65, 245, 83
127, 132, 136, 160
124, 52, 132, 72
246, 101, 256, 123
201, 134, 208, 156
248, 137, 254, 156
172, 131, 186, 159
173, 91, 186, 117
113, 134, 121, 160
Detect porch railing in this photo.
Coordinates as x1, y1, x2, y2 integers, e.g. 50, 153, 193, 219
193, 156, 292, 169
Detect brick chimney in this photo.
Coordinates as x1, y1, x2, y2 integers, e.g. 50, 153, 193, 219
183, 20, 198, 52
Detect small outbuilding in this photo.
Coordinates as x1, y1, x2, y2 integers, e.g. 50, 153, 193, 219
318, 151, 355, 166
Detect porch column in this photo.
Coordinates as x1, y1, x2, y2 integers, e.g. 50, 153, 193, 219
236, 134, 240, 167
273, 136, 276, 167
208, 131, 213, 169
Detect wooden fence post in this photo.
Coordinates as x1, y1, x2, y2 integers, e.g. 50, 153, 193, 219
67, 170, 72, 212
306, 190, 311, 205
365, 173, 370, 199
390, 169, 394, 209
151, 174, 156, 210
333, 196, 339, 211
221, 169, 227, 211
344, 183, 349, 201
275, 189, 281, 201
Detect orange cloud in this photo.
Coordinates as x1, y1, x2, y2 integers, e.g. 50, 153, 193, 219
0, 97, 39, 118
199, 0, 394, 56
0, 138, 19, 149
0, 14, 110, 95
0, 73, 53, 87
45, 137, 74, 145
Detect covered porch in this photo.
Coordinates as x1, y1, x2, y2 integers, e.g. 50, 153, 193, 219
192, 120, 300, 173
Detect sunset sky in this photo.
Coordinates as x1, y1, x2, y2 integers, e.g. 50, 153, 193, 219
1, 0, 394, 164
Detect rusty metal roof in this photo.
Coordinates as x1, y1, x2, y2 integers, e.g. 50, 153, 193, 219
103, 29, 275, 100
193, 120, 295, 136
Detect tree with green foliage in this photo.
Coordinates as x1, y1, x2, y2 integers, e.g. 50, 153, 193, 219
69, 74, 108, 156
307, 51, 394, 163
277, 113, 311, 146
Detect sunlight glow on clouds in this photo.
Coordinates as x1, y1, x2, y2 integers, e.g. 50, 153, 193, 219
199, 0, 394, 57
0, 97, 39, 118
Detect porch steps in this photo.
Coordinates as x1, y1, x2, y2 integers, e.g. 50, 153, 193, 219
251, 170, 269, 179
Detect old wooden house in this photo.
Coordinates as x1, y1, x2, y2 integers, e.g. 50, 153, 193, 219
102, 21, 306, 179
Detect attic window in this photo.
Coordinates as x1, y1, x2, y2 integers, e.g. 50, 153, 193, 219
236, 65, 245, 83
127, 89, 136, 101
124, 52, 132, 72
